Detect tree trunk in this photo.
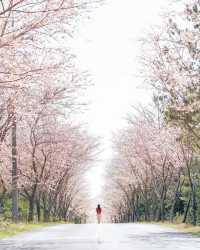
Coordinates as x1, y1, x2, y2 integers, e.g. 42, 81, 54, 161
36, 199, 41, 222
28, 196, 34, 222
144, 185, 149, 221
187, 166, 197, 226
182, 195, 191, 223
144, 200, 148, 221
131, 209, 135, 222
44, 209, 50, 222
191, 190, 197, 226
170, 175, 181, 222
11, 114, 18, 223
134, 194, 139, 222
158, 185, 167, 222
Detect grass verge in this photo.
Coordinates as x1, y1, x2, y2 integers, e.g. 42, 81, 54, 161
158, 222, 200, 236
0, 222, 63, 239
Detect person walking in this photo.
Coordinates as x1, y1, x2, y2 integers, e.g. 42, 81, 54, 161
96, 204, 102, 224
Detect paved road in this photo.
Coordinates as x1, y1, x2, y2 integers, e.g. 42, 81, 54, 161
0, 223, 200, 250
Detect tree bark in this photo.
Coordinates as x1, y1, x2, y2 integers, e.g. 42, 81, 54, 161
191, 191, 197, 226
11, 114, 18, 223
44, 209, 50, 222
170, 176, 181, 222
28, 196, 35, 222
187, 166, 197, 226
182, 195, 191, 223
36, 198, 41, 222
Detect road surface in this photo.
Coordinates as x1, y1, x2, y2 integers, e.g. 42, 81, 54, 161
0, 223, 200, 250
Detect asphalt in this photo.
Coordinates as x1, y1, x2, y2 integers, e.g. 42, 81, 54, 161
0, 223, 200, 250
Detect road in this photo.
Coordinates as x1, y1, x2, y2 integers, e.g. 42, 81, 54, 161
0, 223, 200, 250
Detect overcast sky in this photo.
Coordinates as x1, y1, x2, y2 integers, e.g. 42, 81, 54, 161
72, 0, 172, 199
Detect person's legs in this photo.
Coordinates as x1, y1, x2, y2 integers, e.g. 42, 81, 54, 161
97, 214, 101, 224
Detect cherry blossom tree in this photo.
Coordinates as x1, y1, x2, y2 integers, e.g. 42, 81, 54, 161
0, 0, 101, 222
141, 0, 200, 150
139, 0, 200, 225
104, 107, 196, 223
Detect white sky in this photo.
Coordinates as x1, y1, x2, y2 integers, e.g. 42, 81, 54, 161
72, 0, 171, 199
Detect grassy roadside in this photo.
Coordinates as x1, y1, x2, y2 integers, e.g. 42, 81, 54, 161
157, 222, 200, 237
0, 221, 65, 239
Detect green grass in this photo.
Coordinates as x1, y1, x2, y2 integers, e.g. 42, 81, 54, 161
0, 221, 64, 239
158, 222, 200, 236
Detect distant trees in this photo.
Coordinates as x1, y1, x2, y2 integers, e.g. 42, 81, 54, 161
0, 0, 99, 223
105, 0, 200, 226
105, 107, 200, 225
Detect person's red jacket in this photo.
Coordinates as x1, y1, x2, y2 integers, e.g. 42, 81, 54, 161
96, 207, 102, 214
